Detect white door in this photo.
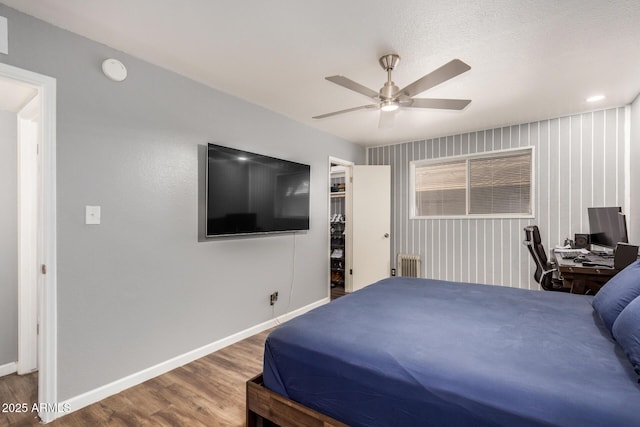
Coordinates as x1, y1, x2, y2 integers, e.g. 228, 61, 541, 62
351, 165, 391, 291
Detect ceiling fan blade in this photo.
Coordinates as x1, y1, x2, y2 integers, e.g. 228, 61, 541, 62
313, 104, 378, 119
325, 76, 380, 100
398, 59, 471, 98
378, 109, 397, 128
408, 98, 471, 110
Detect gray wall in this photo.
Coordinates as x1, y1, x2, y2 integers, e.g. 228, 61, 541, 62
0, 109, 17, 367
0, 5, 364, 401
631, 95, 640, 245
368, 107, 628, 289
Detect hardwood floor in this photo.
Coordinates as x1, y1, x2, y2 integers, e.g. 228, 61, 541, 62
331, 284, 346, 300
0, 329, 270, 427
1, 290, 347, 427
0, 371, 39, 426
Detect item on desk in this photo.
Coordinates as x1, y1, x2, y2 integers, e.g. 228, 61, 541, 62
582, 261, 612, 268
614, 243, 639, 270
560, 251, 580, 260
554, 245, 573, 252
574, 233, 591, 249
555, 247, 590, 260
580, 254, 615, 268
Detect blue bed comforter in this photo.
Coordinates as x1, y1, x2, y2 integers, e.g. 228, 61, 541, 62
263, 277, 640, 427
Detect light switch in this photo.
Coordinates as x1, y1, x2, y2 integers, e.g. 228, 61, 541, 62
0, 16, 7, 55
86, 205, 101, 225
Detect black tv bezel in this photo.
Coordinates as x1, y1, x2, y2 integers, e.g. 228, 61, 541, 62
205, 143, 310, 238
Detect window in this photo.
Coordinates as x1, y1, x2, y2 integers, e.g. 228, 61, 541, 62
411, 148, 533, 218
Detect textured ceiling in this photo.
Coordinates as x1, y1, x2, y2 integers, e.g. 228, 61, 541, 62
3, 0, 640, 146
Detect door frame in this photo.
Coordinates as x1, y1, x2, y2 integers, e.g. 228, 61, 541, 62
0, 62, 58, 423
328, 157, 353, 293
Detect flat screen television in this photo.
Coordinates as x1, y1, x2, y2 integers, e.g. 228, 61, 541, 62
588, 206, 628, 248
206, 143, 310, 237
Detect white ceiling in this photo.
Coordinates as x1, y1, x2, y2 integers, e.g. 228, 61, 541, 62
3, 0, 640, 146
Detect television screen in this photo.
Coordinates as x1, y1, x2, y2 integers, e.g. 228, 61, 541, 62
206, 144, 310, 236
588, 206, 628, 248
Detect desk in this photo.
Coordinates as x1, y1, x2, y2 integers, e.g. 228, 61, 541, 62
555, 255, 618, 295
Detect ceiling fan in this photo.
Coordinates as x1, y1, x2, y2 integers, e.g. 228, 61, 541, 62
313, 54, 471, 127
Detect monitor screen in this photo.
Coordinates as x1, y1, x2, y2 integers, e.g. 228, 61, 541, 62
206, 144, 310, 236
588, 207, 628, 248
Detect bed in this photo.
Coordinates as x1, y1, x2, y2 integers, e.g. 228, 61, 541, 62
247, 276, 640, 426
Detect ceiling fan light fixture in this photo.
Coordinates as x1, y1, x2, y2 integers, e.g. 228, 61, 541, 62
313, 55, 471, 122
380, 100, 399, 112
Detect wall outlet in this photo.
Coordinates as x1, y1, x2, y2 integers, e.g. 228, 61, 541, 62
269, 291, 279, 306
391, 268, 397, 276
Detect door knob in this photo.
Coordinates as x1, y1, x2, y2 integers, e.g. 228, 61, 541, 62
384, 233, 390, 238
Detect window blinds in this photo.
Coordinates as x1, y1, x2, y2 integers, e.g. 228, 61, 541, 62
415, 160, 466, 215
469, 151, 532, 214
413, 149, 532, 217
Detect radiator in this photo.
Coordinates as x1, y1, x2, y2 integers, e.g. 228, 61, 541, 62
397, 254, 421, 278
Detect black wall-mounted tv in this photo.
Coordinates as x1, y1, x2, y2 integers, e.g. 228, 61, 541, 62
206, 144, 310, 237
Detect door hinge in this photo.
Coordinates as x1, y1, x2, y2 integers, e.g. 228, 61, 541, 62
37, 323, 40, 335
41, 264, 47, 274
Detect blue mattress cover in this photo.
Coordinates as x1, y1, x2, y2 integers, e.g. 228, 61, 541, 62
263, 278, 640, 427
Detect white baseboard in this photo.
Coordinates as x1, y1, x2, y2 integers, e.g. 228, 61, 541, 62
0, 362, 17, 377
58, 297, 329, 418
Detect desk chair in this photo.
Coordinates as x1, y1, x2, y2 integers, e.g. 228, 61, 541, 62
523, 226, 568, 292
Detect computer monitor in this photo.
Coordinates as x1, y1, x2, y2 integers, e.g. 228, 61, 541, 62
588, 207, 628, 248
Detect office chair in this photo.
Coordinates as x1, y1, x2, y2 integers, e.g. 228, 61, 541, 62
523, 226, 568, 292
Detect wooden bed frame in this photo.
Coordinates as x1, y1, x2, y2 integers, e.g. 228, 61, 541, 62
246, 373, 348, 427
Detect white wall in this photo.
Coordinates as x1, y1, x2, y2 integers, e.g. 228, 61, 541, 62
0, 5, 365, 402
630, 94, 640, 244
368, 107, 629, 289
0, 109, 18, 366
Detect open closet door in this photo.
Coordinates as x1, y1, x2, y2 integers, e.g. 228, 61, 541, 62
351, 165, 391, 292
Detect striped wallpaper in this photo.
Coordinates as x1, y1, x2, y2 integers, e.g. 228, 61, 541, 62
368, 107, 628, 290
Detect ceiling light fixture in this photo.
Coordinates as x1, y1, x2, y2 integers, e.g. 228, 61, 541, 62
380, 100, 399, 112
586, 94, 605, 103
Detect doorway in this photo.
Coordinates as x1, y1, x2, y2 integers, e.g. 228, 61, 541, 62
329, 158, 353, 297
0, 62, 57, 423
328, 158, 392, 298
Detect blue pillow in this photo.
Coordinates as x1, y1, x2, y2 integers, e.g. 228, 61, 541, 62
592, 260, 640, 335
612, 296, 640, 376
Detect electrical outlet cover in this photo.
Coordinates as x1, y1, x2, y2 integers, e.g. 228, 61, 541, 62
85, 205, 101, 225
